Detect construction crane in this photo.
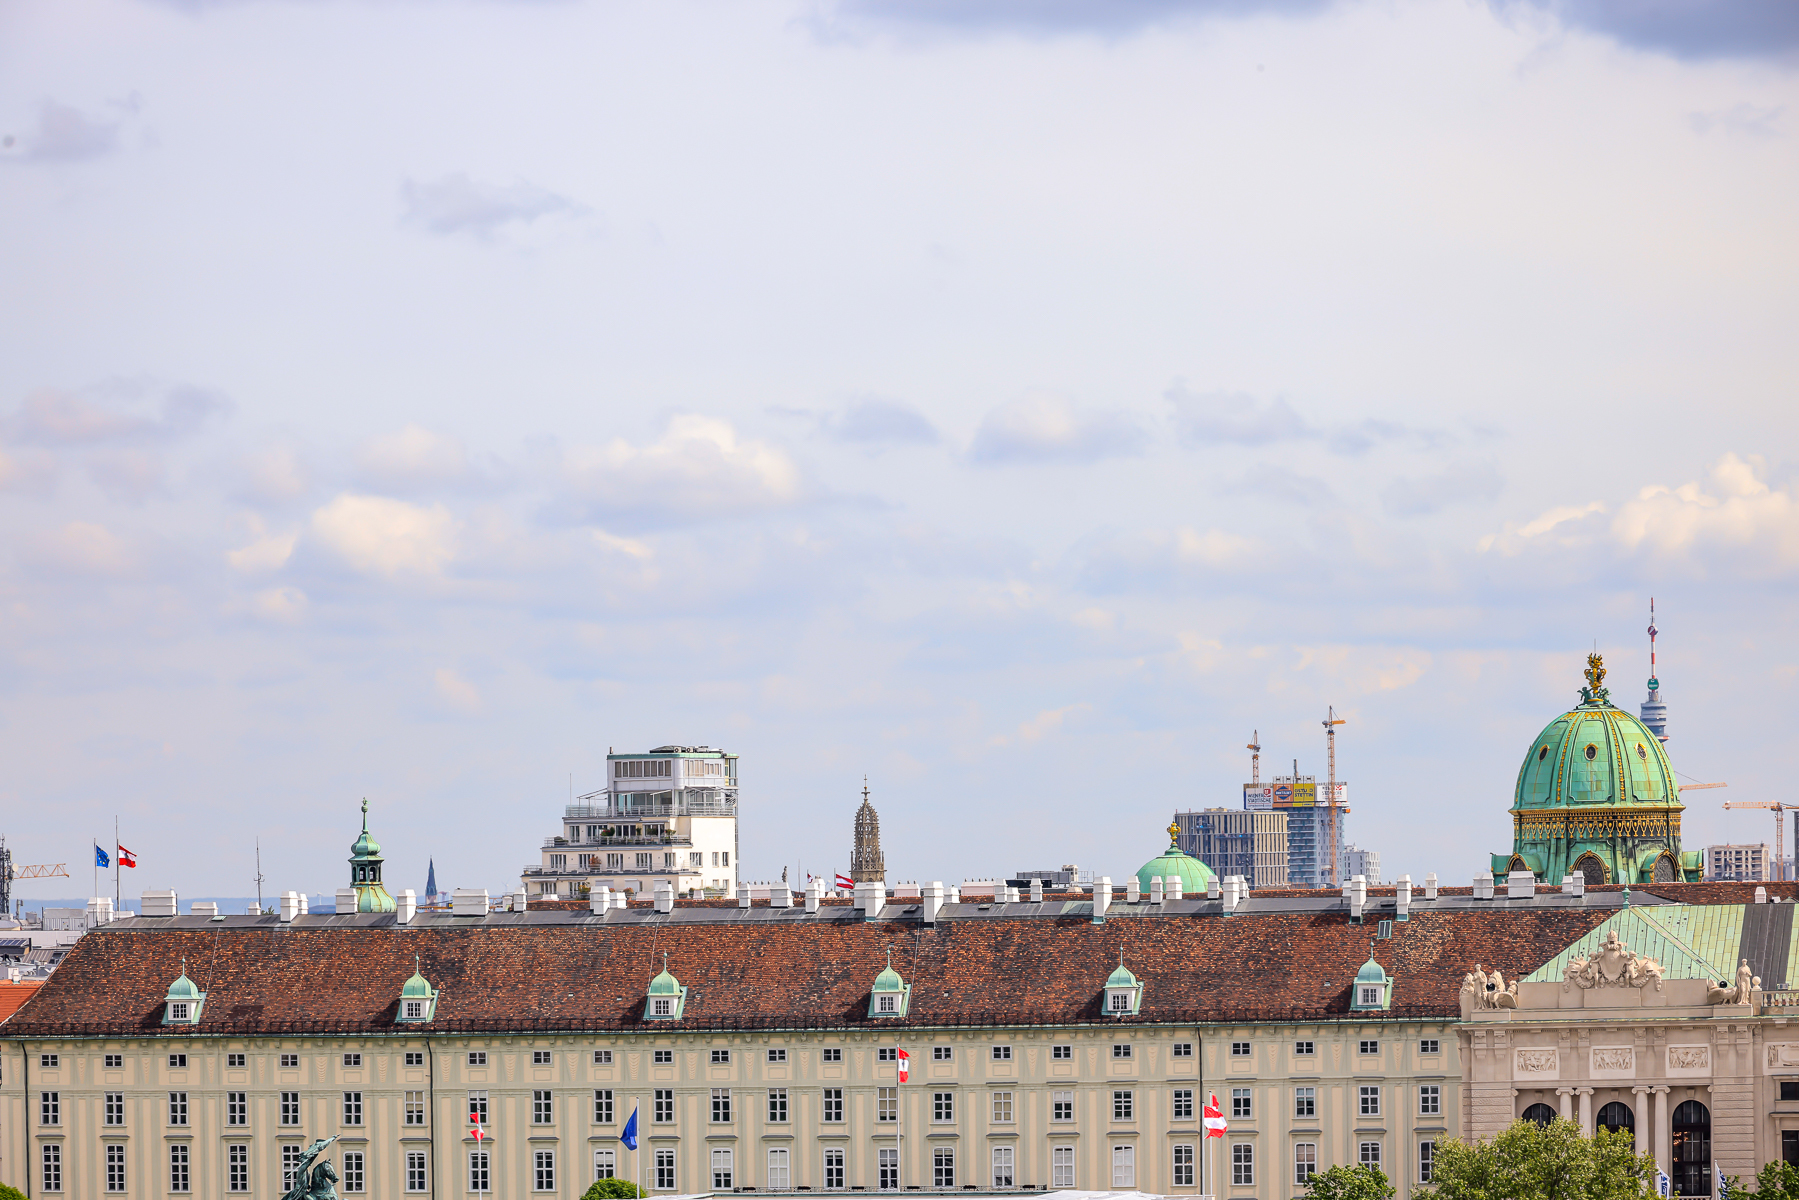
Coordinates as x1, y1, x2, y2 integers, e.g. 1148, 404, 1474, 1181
0, 837, 71, 916
1324, 707, 1347, 888
1718, 797, 1795, 882
1247, 731, 1261, 785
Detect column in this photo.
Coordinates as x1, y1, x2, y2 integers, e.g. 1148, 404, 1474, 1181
1557, 1088, 1574, 1121
1631, 1087, 1651, 1158
1653, 1086, 1671, 1178
1577, 1088, 1595, 1138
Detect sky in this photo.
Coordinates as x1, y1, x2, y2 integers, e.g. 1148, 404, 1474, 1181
1, 0, 1796, 905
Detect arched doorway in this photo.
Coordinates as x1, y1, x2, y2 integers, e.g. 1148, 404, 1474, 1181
1574, 853, 1609, 887
1596, 1102, 1634, 1140
1653, 854, 1678, 883
1673, 1100, 1711, 1195
1521, 1103, 1556, 1127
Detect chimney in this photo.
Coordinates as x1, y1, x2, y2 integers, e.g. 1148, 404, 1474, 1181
1030, 878, 1044, 903
279, 891, 301, 922
1126, 877, 1142, 904
141, 890, 178, 918
451, 888, 489, 917
1091, 876, 1112, 923
1350, 875, 1367, 922
770, 883, 792, 909
1570, 874, 1586, 899
1207, 874, 1221, 901
1473, 871, 1493, 901
1507, 870, 1536, 900
1757, 886, 1770, 905
806, 878, 824, 913
395, 889, 417, 924
654, 881, 675, 913
738, 887, 751, 909
512, 886, 528, 912
86, 897, 114, 927
335, 889, 358, 915
1396, 875, 1411, 921
1166, 874, 1183, 902
1149, 877, 1164, 905
948, 885, 961, 905
922, 881, 946, 925
1424, 872, 1439, 901
190, 901, 218, 919
299, 893, 310, 914
592, 887, 611, 914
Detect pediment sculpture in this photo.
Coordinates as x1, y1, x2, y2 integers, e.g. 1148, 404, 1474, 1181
1562, 929, 1664, 992
1705, 958, 1760, 1006
1462, 964, 1519, 1009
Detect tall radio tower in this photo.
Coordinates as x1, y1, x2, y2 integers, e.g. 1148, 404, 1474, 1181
1641, 598, 1669, 743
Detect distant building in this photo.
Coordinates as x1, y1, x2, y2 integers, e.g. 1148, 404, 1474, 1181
1174, 808, 1288, 888
1343, 844, 1381, 883
523, 745, 740, 899
1707, 843, 1773, 882
849, 783, 885, 883
1244, 772, 1348, 887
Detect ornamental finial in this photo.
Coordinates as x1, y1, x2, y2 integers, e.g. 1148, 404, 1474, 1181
1581, 653, 1610, 703
1167, 820, 1181, 845
361, 796, 369, 832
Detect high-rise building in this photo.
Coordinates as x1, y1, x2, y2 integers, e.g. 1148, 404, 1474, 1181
1706, 844, 1772, 882
522, 745, 739, 898
1343, 844, 1380, 883
849, 783, 885, 883
1245, 773, 1346, 887
1174, 808, 1288, 888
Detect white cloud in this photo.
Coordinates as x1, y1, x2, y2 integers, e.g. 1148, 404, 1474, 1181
251, 586, 308, 622
34, 521, 135, 576
309, 493, 458, 578
356, 424, 475, 490
1071, 607, 1115, 631
592, 530, 654, 559
401, 173, 579, 239
434, 667, 481, 712
235, 446, 311, 505
969, 393, 1146, 464
560, 415, 801, 525
1477, 501, 1605, 554
1612, 454, 1799, 568
1175, 527, 1256, 568
228, 530, 299, 573
991, 702, 1092, 746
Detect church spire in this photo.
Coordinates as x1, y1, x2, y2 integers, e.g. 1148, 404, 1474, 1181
850, 777, 886, 884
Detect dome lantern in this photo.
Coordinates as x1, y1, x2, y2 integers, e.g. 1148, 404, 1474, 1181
1135, 822, 1217, 897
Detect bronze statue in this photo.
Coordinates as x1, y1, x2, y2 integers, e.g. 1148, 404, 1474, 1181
282, 1136, 341, 1200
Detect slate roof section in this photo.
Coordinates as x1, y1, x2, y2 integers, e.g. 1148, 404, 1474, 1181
7, 904, 1613, 1038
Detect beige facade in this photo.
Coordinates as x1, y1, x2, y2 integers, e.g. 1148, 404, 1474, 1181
2, 1018, 1458, 1199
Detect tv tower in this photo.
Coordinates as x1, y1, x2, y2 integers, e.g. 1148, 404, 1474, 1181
1640, 598, 1668, 743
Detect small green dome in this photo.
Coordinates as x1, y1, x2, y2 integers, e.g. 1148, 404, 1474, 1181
1106, 963, 1139, 988
1136, 823, 1217, 894
648, 968, 683, 996
872, 965, 905, 992
166, 971, 202, 1000
401, 969, 435, 999
1355, 955, 1387, 985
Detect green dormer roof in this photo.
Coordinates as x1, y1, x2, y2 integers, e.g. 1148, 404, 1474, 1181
869, 950, 910, 1018
165, 969, 203, 1000
401, 968, 435, 998
644, 954, 689, 1020
648, 968, 683, 995
1355, 955, 1388, 984
872, 965, 905, 992
1106, 963, 1140, 988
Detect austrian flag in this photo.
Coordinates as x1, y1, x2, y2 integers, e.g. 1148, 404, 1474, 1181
896, 1048, 910, 1083
117, 844, 137, 868
1203, 1093, 1227, 1138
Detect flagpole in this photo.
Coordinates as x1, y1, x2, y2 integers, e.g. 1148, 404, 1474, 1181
114, 817, 119, 909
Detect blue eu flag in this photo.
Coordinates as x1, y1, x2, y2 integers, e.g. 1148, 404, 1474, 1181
620, 1105, 638, 1151
95, 845, 110, 868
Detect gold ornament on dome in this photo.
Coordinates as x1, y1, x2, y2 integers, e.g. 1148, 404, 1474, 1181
1167, 821, 1181, 844
1580, 652, 1610, 703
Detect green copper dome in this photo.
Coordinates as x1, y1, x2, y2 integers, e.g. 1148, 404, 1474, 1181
1136, 822, 1217, 895
872, 964, 905, 992
1513, 665, 1679, 812
648, 968, 683, 996
1106, 963, 1139, 988
347, 798, 396, 912
401, 967, 435, 999
166, 969, 202, 1000
1355, 955, 1388, 985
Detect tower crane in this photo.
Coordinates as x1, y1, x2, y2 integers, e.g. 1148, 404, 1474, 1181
1324, 707, 1347, 888
1247, 731, 1261, 786
1717, 797, 1796, 882
0, 837, 71, 916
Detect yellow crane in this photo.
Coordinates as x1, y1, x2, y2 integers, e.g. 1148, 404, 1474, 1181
1717, 797, 1797, 882
1324, 707, 1347, 888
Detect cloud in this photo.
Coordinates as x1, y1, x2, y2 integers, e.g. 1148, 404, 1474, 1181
1380, 460, 1504, 517
1217, 471, 1334, 506
1490, 0, 1799, 62
3, 101, 118, 163
308, 493, 458, 577
6, 386, 230, 446
1688, 104, 1784, 138
355, 424, 482, 491
433, 667, 481, 712
250, 586, 307, 622
826, 0, 1334, 36
227, 530, 299, 573
86, 450, 165, 503
1073, 525, 1263, 594
1478, 501, 1606, 554
1166, 385, 1437, 456
30, 521, 136, 577
1612, 454, 1799, 569
969, 393, 1147, 464
822, 397, 940, 446
401, 173, 579, 239
1176, 526, 1256, 567
557, 415, 801, 526
232, 446, 312, 506
990, 702, 1092, 746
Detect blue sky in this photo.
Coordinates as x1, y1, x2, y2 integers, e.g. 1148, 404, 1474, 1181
1, 0, 1795, 902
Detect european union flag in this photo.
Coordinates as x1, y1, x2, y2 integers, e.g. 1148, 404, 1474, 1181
95, 845, 109, 868
620, 1105, 638, 1151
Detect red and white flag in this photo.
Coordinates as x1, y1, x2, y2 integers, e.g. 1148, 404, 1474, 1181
1203, 1093, 1227, 1138
117, 844, 137, 868
896, 1047, 910, 1083
471, 1113, 487, 1142
835, 872, 854, 889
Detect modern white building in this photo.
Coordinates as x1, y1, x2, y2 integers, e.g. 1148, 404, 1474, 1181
1706, 842, 1774, 882
521, 744, 740, 899
1342, 843, 1381, 884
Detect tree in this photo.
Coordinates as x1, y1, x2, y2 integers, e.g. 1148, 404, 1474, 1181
0, 1182, 26, 1200
1417, 1117, 1654, 1200
1747, 1160, 1799, 1200
1305, 1164, 1397, 1200
581, 1178, 642, 1199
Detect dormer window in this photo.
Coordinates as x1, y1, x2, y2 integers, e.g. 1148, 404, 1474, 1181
877, 994, 897, 1014
1359, 985, 1381, 1006
868, 950, 911, 1019
162, 960, 207, 1027
1350, 953, 1392, 1011
395, 957, 439, 1024
1103, 958, 1143, 1017
644, 955, 688, 1021
170, 1001, 191, 1021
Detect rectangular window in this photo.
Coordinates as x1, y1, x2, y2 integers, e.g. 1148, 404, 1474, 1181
468, 1051, 488, 1066
40, 1053, 59, 1068
343, 1090, 364, 1125
595, 1089, 614, 1124
711, 1049, 731, 1064
992, 1145, 1015, 1188
406, 1090, 427, 1125
992, 1044, 1013, 1061
653, 1049, 673, 1064
1052, 1045, 1072, 1060
343, 1052, 362, 1068
1360, 985, 1383, 1006
878, 1087, 898, 1122
992, 1091, 1014, 1123
934, 1091, 955, 1122
1113, 1043, 1133, 1059
469, 1151, 491, 1194
1232, 1142, 1254, 1186
823, 1047, 843, 1062
1172, 1144, 1195, 1188
1360, 1086, 1381, 1117
282, 1091, 301, 1125
169, 1091, 189, 1126
42, 1143, 62, 1193
712, 1148, 734, 1190
533, 1050, 553, 1065
343, 1149, 367, 1193
281, 1053, 300, 1068
1113, 1090, 1134, 1120
879, 1148, 900, 1191
636, 852, 650, 869
768, 1148, 791, 1190
227, 1052, 247, 1068
1295, 1143, 1318, 1185
595, 1149, 616, 1181
823, 1087, 844, 1123
933, 1045, 953, 1061
876, 994, 898, 1014
768, 1088, 789, 1123
1420, 1085, 1441, 1116
1360, 1141, 1383, 1167
1232, 1087, 1252, 1119
170, 1143, 190, 1193
1230, 1041, 1251, 1057
1053, 1147, 1075, 1189
284, 1145, 304, 1192
1419, 1141, 1436, 1184
1111, 1144, 1135, 1189
1420, 1039, 1441, 1055
934, 1147, 956, 1189
39, 1090, 59, 1125
104, 1053, 123, 1068
1359, 1039, 1380, 1055
106, 1142, 127, 1192
768, 1048, 788, 1063
1172, 1041, 1194, 1058
654, 1088, 674, 1123
406, 1051, 425, 1066
877, 1047, 897, 1062
534, 1149, 556, 1192
1173, 1088, 1195, 1120
1053, 1091, 1075, 1121
606, 853, 623, 870
655, 1148, 676, 1190
228, 1090, 247, 1125
469, 1092, 489, 1125
1296, 1087, 1317, 1118
712, 1088, 733, 1123
170, 1053, 188, 1068
594, 1050, 613, 1065
1295, 1040, 1316, 1056
534, 1089, 555, 1124
105, 1091, 125, 1125
824, 1147, 845, 1190
407, 1150, 428, 1192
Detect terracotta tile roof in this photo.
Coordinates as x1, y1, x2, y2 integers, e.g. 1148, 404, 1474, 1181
0, 980, 43, 1024
5, 904, 1613, 1038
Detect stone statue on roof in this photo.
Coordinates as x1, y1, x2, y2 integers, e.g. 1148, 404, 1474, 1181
1561, 929, 1664, 992
1706, 958, 1760, 1005
281, 1136, 340, 1200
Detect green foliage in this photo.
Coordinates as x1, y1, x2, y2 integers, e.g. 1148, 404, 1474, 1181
581, 1178, 642, 1199
1416, 1117, 1654, 1200
0, 1182, 26, 1200
1304, 1163, 1397, 1200
1749, 1161, 1799, 1200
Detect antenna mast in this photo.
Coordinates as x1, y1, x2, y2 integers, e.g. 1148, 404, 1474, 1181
1324, 707, 1347, 888
254, 839, 265, 911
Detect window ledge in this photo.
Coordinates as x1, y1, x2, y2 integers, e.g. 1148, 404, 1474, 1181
528, 1136, 559, 1143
